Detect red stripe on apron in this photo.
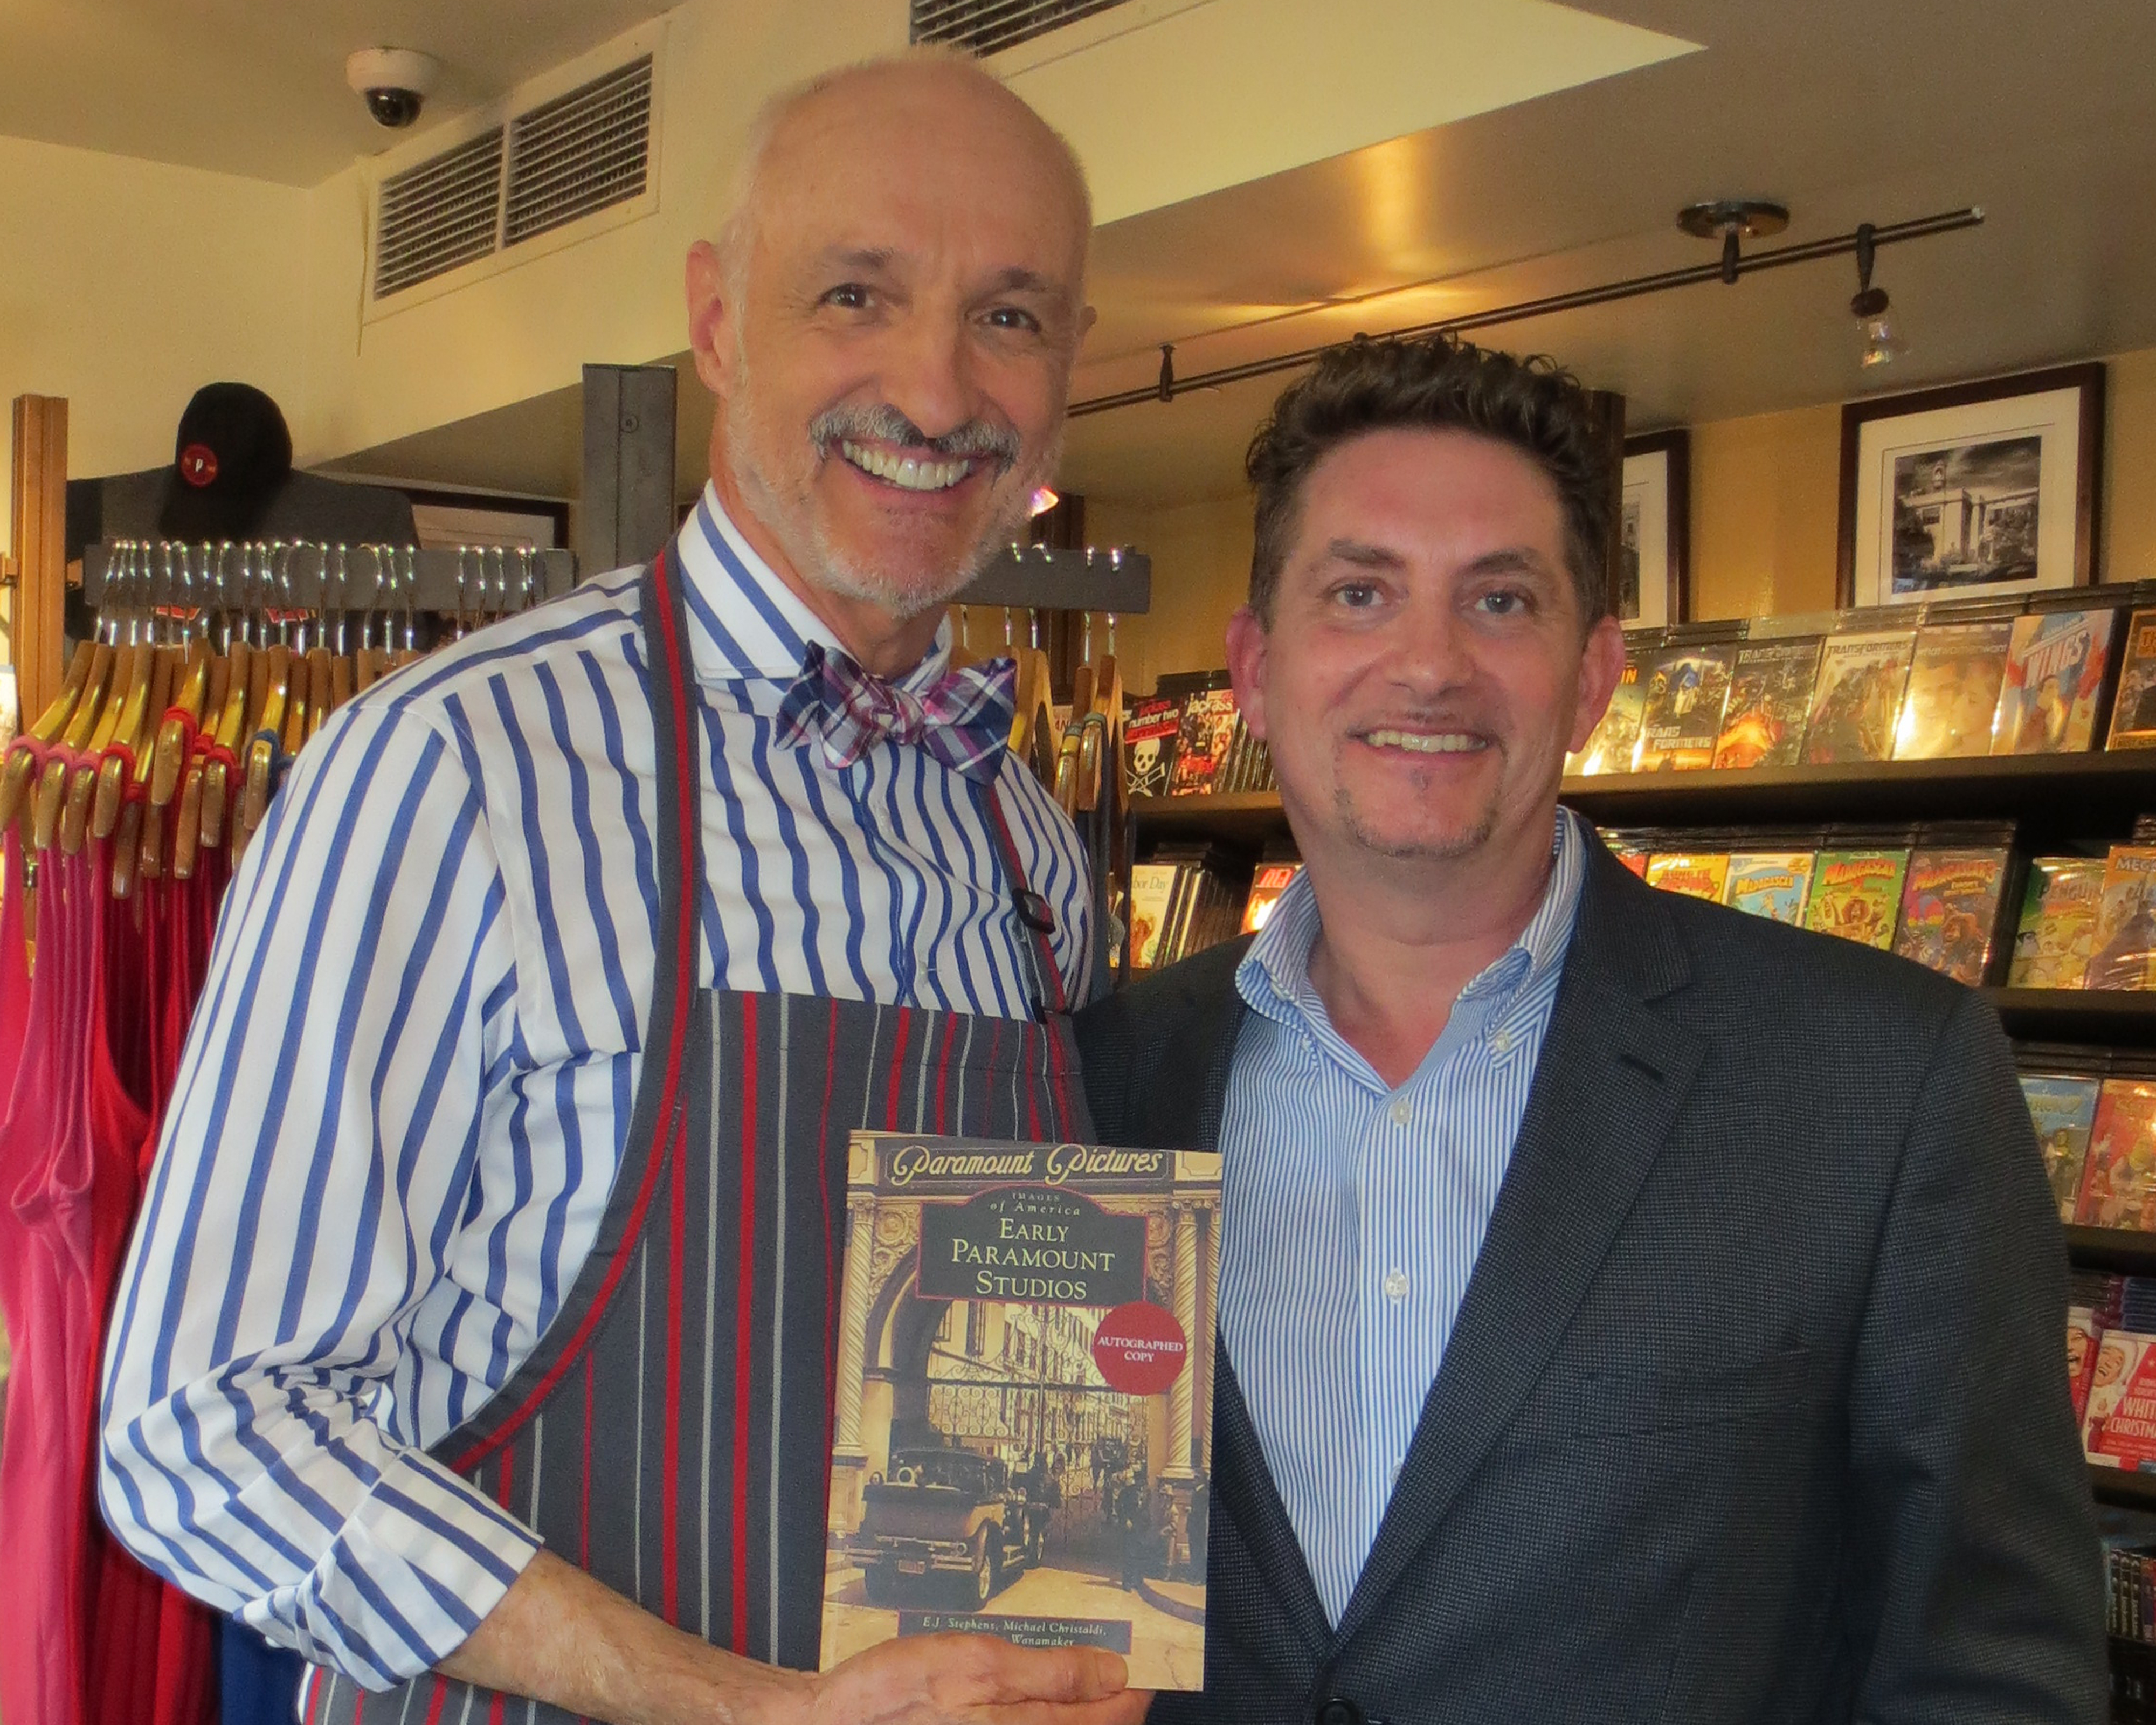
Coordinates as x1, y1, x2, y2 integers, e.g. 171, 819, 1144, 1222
731, 990, 761, 1652
420, 1675, 448, 1724
932, 1012, 958, 1131
883, 1005, 911, 1129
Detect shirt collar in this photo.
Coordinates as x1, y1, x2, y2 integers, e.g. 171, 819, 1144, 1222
1236, 806, 1590, 1030
671, 481, 955, 690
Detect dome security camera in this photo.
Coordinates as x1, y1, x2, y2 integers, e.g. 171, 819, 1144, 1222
345, 47, 440, 129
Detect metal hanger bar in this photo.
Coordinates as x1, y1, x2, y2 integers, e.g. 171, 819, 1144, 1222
955, 545, 1151, 615
1068, 206, 1986, 419
82, 542, 576, 612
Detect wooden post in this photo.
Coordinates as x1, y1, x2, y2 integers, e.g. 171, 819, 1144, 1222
1584, 390, 1627, 620
578, 364, 677, 579
9, 395, 68, 728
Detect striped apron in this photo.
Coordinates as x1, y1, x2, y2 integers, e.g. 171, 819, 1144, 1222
313, 546, 1090, 1723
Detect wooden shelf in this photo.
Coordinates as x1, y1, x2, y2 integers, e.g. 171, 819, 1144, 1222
2066, 1226, 2156, 1274
2092, 1465, 2156, 1512
1987, 989, 2156, 1044
1131, 753, 2156, 852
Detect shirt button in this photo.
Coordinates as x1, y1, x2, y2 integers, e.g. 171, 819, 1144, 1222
1388, 1096, 1412, 1126
1490, 1029, 1515, 1054
1383, 1267, 1410, 1303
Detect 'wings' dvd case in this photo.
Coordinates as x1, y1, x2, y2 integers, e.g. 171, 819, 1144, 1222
2008, 857, 2108, 989
1800, 632, 1916, 765
1720, 852, 1815, 924
1711, 639, 1821, 770
1892, 620, 2014, 760
1630, 645, 1736, 772
1992, 607, 2119, 755
2022, 1073, 2102, 1223
1803, 848, 1910, 949
822, 1134, 1221, 1691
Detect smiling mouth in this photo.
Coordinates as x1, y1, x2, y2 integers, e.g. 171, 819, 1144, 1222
1361, 727, 1490, 755
838, 439, 979, 494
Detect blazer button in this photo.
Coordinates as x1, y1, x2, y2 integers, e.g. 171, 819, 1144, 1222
1314, 1700, 1363, 1725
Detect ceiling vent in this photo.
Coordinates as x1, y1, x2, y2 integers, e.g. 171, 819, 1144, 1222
505, 55, 653, 247
373, 128, 505, 299
369, 50, 656, 303
910, 0, 1131, 56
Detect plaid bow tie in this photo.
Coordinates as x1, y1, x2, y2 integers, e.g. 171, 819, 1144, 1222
776, 642, 1015, 783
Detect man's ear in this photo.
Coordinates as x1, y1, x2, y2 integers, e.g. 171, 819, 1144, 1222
1567, 614, 1628, 754
1225, 605, 1269, 741
686, 242, 738, 398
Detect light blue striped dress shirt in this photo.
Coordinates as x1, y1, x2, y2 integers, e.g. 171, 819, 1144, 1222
99, 484, 1093, 1687
1217, 810, 1586, 1624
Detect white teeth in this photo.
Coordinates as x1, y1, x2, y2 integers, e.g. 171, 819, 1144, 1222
839, 440, 970, 492
1364, 728, 1486, 754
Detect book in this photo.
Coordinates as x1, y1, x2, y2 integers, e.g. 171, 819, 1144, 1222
1630, 644, 1736, 772
1800, 631, 1916, 765
2007, 857, 2108, 989
1891, 620, 2014, 760
1721, 851, 1815, 924
1711, 638, 1821, 770
2076, 1079, 2156, 1231
2110, 609, 2156, 749
1802, 848, 1910, 949
2085, 1330, 2156, 1471
2070, 1306, 2104, 1423
1127, 864, 1178, 969
1567, 651, 1647, 776
1643, 851, 1730, 902
1890, 847, 2012, 984
823, 1132, 1222, 1689
2023, 1073, 2103, 1221
1240, 863, 1301, 935
1991, 607, 2119, 755
1123, 697, 1184, 800
2087, 846, 2156, 991
1167, 689, 1240, 796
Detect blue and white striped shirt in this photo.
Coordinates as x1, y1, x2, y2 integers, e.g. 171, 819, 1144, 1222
99, 484, 1093, 1687
1217, 810, 1585, 1625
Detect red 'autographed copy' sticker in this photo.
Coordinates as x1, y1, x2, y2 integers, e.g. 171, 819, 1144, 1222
1091, 1301, 1186, 1396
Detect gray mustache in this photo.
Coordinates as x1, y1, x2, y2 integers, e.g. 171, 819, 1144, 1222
810, 403, 1020, 466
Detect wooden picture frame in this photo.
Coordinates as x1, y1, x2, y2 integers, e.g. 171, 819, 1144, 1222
1619, 429, 1690, 629
1836, 362, 2104, 608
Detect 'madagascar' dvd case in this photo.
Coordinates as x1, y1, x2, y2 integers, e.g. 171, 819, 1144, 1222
822, 1134, 1222, 1691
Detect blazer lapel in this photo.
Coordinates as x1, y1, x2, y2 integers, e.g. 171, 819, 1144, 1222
1331, 852, 1706, 1650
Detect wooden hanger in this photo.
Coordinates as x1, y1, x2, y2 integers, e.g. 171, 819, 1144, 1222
54, 644, 136, 853
171, 654, 230, 882
0, 639, 97, 831
31, 644, 119, 850
93, 643, 173, 841
150, 638, 213, 809
196, 639, 252, 853
108, 650, 173, 898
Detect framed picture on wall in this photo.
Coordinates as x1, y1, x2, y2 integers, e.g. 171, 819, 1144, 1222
1619, 430, 1690, 629
1837, 362, 2104, 608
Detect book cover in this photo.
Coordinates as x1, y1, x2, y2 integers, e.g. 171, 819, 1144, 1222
1240, 863, 1302, 935
2070, 1307, 2104, 1424
1642, 851, 1730, 902
2008, 857, 2108, 989
1800, 631, 1916, 765
1566, 651, 1646, 776
1991, 607, 2119, 755
2084, 1330, 2156, 1470
1802, 848, 1910, 949
1123, 697, 1184, 800
1631, 645, 1736, 772
823, 1133, 1222, 1690
2076, 1080, 2156, 1231
2023, 1073, 2103, 1222
1127, 865, 1179, 969
2110, 610, 2156, 750
1891, 620, 2014, 760
1721, 850, 1815, 925
1711, 638, 1821, 770
2086, 846, 2156, 991
1890, 847, 2011, 984
1167, 690, 1240, 796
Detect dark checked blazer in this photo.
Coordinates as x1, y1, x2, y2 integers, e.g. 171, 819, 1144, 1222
1076, 838, 2105, 1725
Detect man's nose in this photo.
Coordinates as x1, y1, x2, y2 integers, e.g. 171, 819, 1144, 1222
1386, 595, 1473, 689
879, 306, 972, 442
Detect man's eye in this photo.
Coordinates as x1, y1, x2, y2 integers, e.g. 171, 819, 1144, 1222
1331, 582, 1379, 608
1477, 589, 1531, 616
984, 306, 1042, 333
821, 284, 872, 310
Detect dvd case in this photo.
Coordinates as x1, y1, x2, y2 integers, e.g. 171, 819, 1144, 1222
2008, 857, 2109, 990
1711, 638, 1821, 770
1803, 848, 1910, 949
1801, 632, 1916, 765
2077, 1080, 2156, 1231
1643, 851, 1730, 901
2111, 609, 2156, 750
1892, 620, 2014, 760
2088, 847, 2156, 991
1721, 851, 1816, 924
1992, 607, 2119, 755
1890, 847, 2012, 984
2023, 1073, 2103, 1222
1568, 650, 1647, 776
1632, 644, 1736, 772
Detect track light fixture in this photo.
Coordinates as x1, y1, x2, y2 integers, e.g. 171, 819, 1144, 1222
1677, 199, 1791, 284
1850, 222, 1906, 368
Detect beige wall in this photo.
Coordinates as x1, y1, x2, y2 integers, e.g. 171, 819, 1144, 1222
1100, 342, 2156, 692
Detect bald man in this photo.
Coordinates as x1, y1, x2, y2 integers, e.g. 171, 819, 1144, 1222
102, 53, 1145, 1725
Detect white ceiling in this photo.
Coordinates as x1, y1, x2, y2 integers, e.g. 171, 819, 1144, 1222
0, 0, 669, 185
322, 0, 2156, 514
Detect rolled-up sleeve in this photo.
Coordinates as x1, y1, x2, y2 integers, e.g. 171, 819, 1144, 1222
100, 699, 540, 1687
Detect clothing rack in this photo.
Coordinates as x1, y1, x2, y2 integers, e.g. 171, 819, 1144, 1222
81, 540, 577, 613
958, 544, 1152, 615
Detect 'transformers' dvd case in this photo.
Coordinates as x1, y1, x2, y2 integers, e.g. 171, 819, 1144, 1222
822, 1134, 1222, 1691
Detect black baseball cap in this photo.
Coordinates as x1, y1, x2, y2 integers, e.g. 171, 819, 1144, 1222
157, 382, 294, 541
